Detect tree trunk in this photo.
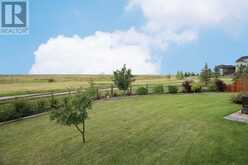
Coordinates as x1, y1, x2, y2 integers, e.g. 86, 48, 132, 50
82, 119, 86, 143
74, 123, 86, 143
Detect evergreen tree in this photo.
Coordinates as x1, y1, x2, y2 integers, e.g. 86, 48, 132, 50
200, 63, 211, 86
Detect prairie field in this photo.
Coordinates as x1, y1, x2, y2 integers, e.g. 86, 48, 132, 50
0, 75, 232, 96
0, 75, 183, 96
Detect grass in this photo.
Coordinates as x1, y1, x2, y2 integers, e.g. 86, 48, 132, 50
0, 93, 247, 165
0, 75, 184, 96
0, 75, 232, 96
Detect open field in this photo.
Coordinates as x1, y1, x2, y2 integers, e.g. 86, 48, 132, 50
0, 75, 232, 96
1, 93, 247, 165
0, 75, 185, 96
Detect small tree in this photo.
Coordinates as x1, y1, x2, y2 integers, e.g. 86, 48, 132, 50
113, 64, 135, 95
200, 63, 211, 86
213, 66, 220, 78
176, 71, 184, 80
50, 91, 92, 143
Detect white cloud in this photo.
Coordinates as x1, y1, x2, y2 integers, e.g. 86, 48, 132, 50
128, 0, 248, 32
30, 0, 248, 74
30, 29, 162, 74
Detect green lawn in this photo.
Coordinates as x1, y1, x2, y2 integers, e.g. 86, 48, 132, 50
1, 93, 247, 165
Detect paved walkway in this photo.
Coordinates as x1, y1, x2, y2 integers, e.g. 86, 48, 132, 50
224, 111, 248, 124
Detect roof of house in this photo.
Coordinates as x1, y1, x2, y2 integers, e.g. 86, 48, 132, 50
236, 56, 248, 63
216, 65, 235, 69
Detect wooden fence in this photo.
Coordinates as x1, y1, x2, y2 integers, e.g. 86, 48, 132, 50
226, 79, 248, 92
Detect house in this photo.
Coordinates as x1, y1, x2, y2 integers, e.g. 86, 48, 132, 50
236, 56, 248, 72
215, 56, 248, 76
215, 65, 235, 76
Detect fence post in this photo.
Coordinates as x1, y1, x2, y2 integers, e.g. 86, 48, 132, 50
96, 88, 100, 100
130, 84, 132, 95
110, 84, 113, 97
146, 84, 149, 94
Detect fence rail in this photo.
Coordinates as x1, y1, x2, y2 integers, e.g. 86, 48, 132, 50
0, 84, 182, 105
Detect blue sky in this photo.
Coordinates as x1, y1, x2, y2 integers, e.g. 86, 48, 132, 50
0, 0, 248, 74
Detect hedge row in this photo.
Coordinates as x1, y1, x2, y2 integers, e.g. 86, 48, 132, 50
0, 97, 61, 122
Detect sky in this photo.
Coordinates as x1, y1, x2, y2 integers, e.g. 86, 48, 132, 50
1, 0, 248, 75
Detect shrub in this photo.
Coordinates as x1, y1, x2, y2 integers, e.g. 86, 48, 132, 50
214, 79, 226, 92
48, 78, 55, 83
231, 93, 247, 104
85, 87, 97, 98
0, 102, 36, 122
0, 104, 15, 122
168, 85, 178, 94
182, 80, 192, 93
207, 79, 226, 92
136, 87, 148, 95
207, 82, 217, 92
0, 97, 61, 123
153, 85, 164, 94
36, 100, 49, 113
13, 100, 34, 117
50, 95, 60, 109
191, 83, 202, 93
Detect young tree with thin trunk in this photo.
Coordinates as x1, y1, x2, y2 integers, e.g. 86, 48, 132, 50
113, 64, 135, 95
50, 90, 92, 143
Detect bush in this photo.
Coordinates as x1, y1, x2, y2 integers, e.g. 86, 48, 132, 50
153, 85, 164, 94
207, 79, 226, 92
168, 85, 178, 94
0, 104, 15, 122
207, 82, 217, 92
13, 100, 34, 117
191, 83, 202, 93
214, 79, 226, 92
182, 80, 192, 93
48, 78, 55, 83
231, 93, 247, 104
0, 98, 55, 122
85, 86, 97, 98
136, 87, 148, 95
36, 100, 49, 113
0, 101, 36, 122
50, 95, 60, 109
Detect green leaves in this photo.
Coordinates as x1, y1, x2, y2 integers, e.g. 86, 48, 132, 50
200, 63, 211, 86
113, 64, 135, 92
50, 90, 92, 126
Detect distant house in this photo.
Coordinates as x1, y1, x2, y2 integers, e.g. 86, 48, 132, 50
236, 56, 248, 71
215, 56, 248, 76
215, 65, 235, 76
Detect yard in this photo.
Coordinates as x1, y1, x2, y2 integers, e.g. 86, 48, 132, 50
1, 93, 247, 165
